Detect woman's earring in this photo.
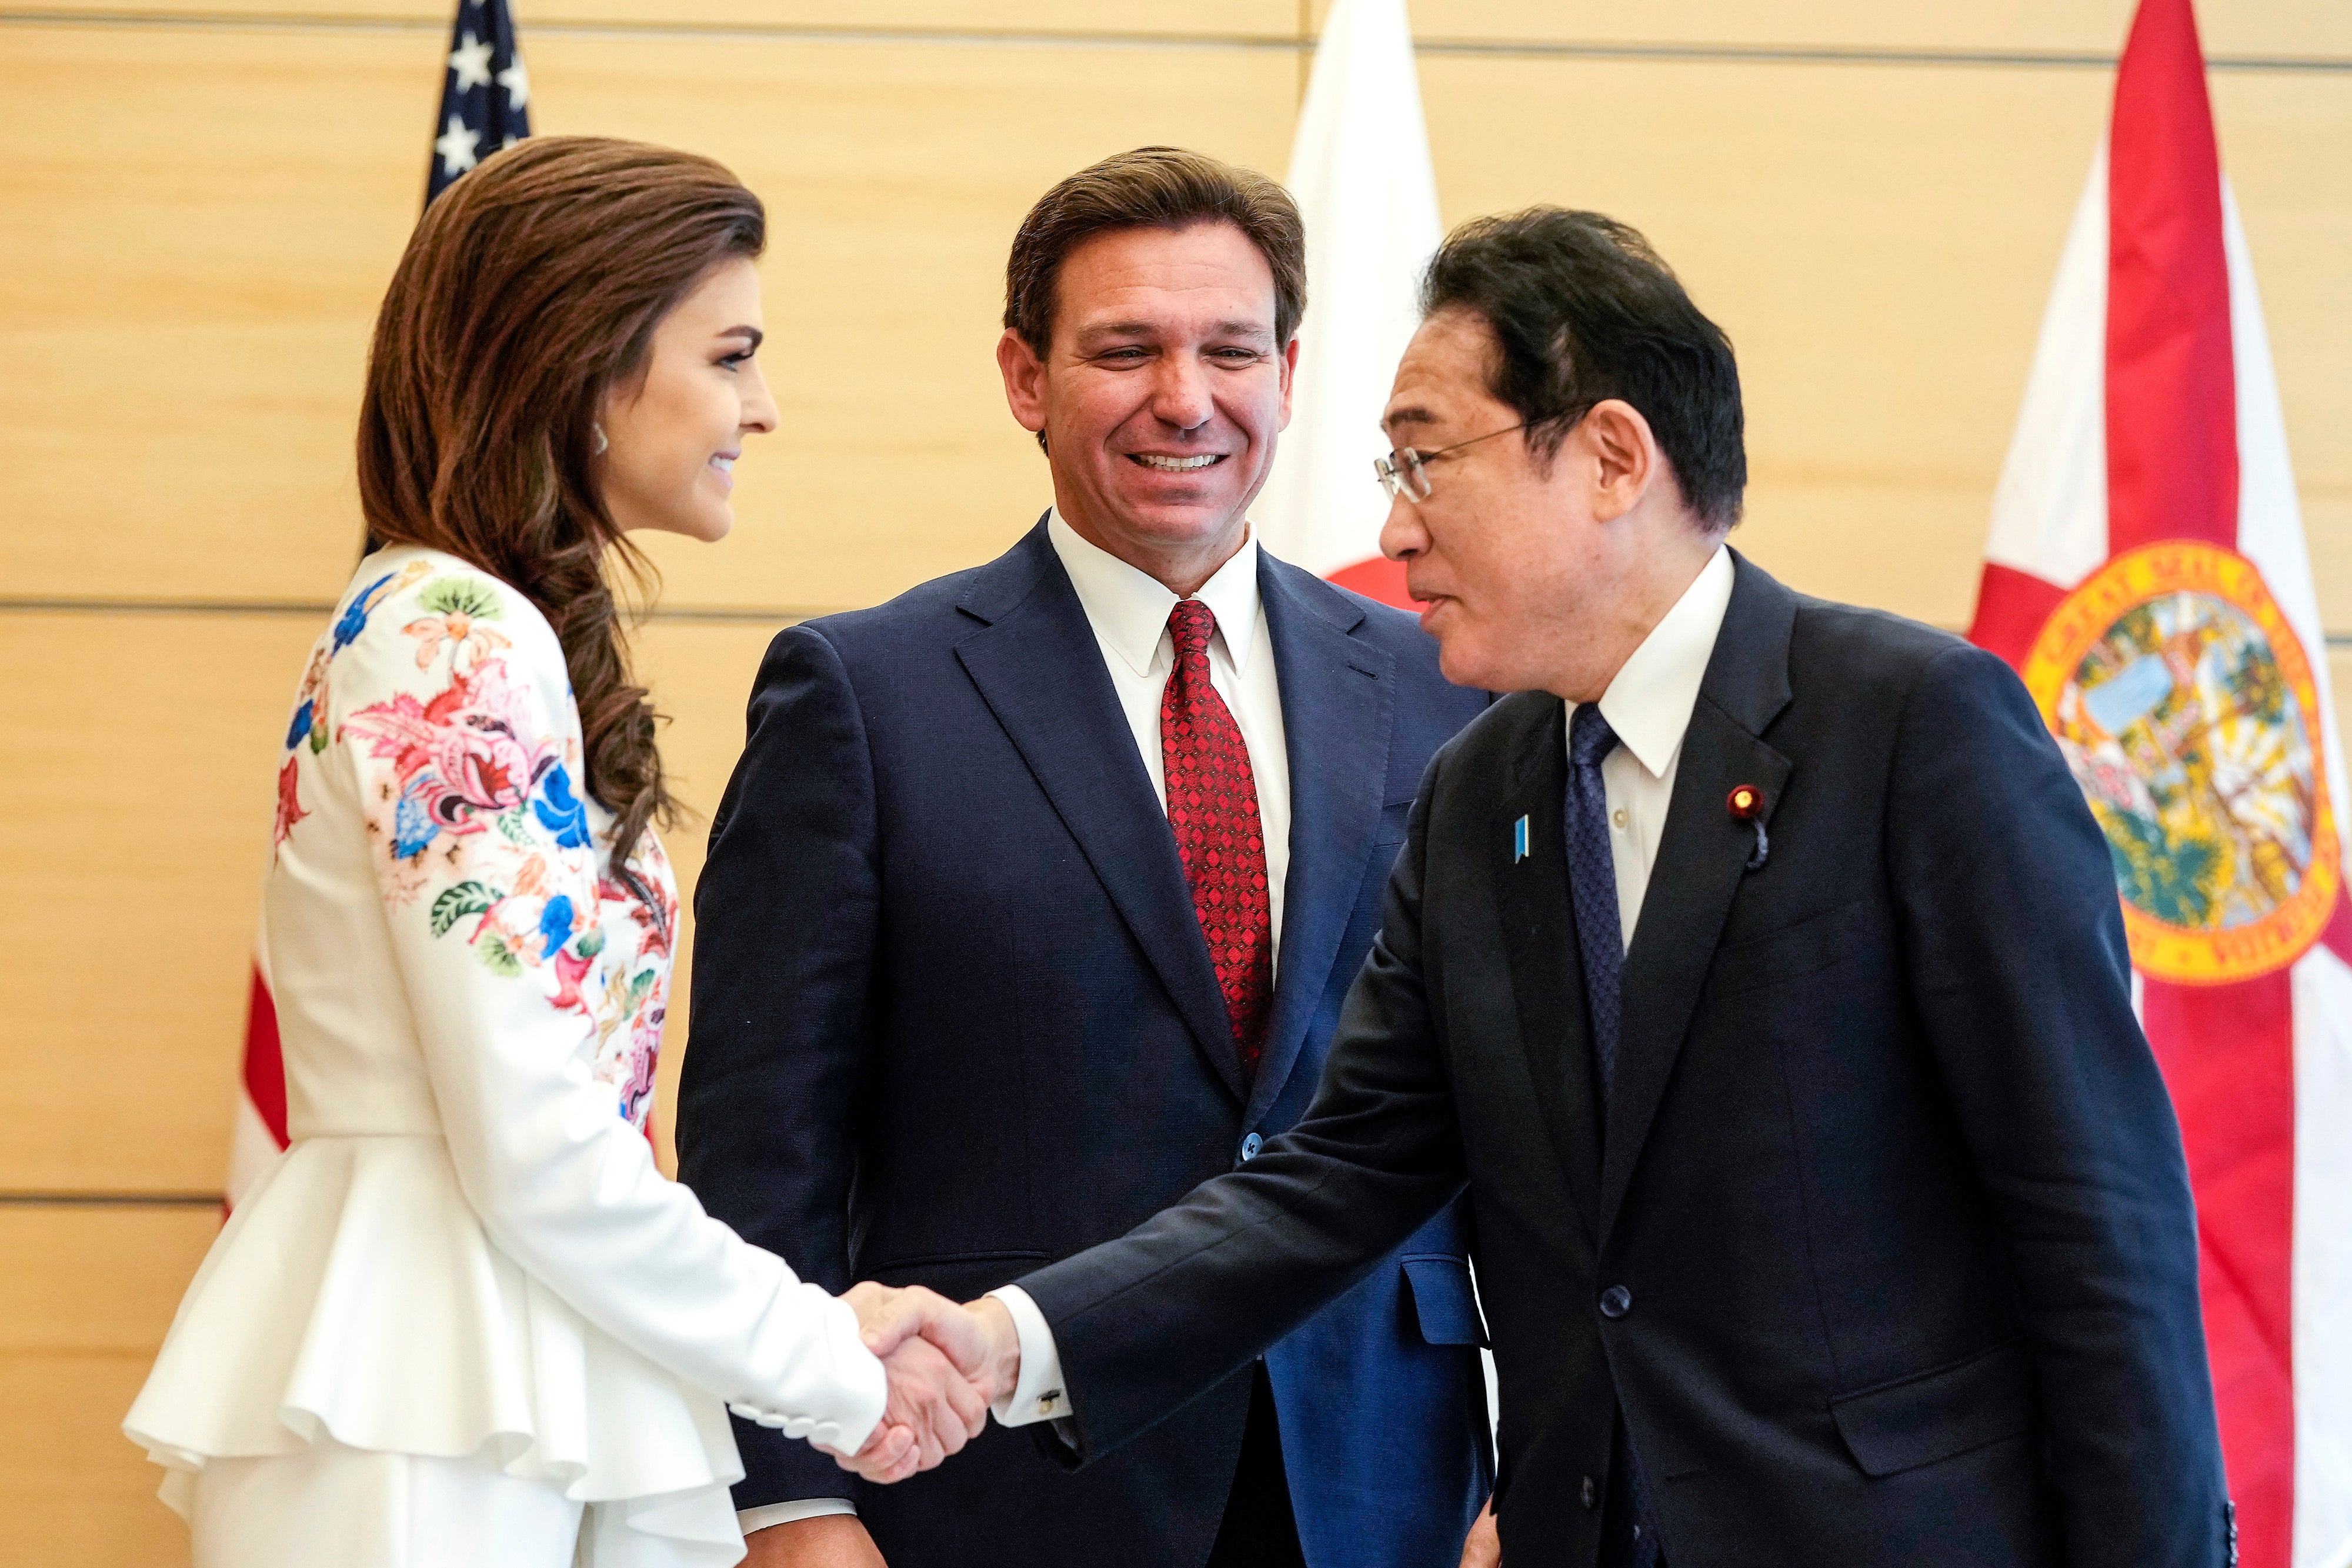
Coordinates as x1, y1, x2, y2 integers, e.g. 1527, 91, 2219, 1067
591, 422, 609, 456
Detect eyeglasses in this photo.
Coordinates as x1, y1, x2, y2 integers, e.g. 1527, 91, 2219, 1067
1373, 423, 1527, 502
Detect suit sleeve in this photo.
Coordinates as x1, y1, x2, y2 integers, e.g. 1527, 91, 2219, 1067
1888, 642, 2228, 1567
1015, 748, 1473, 1466
676, 624, 881, 1510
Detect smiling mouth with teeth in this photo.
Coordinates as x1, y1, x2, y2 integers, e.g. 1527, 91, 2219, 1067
1131, 453, 1225, 471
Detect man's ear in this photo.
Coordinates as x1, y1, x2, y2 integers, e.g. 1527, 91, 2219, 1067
1276, 334, 1300, 433
996, 328, 1049, 438
1582, 399, 1660, 523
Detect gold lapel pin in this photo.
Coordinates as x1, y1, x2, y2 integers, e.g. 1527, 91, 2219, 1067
1727, 785, 1770, 871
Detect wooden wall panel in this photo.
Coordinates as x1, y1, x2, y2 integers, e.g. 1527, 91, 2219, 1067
0, 25, 1296, 612
0, 1210, 224, 1566
9, 21, 2345, 632
1314, 0, 2352, 56
21, 1, 2347, 53
0, 1210, 217, 1353
0, 1356, 189, 1568
1419, 54, 2352, 630
0, 27, 445, 609
1, 613, 315, 1192
10, 1, 1299, 35
0, 1209, 214, 1568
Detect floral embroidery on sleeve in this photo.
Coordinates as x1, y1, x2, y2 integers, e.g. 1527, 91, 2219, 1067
593, 844, 678, 1130
344, 655, 572, 863
403, 578, 512, 670
275, 558, 433, 856
274, 757, 309, 847
341, 576, 604, 1002
289, 557, 679, 1130
334, 559, 433, 655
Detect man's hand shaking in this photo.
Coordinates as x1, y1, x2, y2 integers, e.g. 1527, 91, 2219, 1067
819, 1284, 1025, 1484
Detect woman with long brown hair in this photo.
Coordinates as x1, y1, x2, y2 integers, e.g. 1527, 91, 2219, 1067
122, 137, 980, 1567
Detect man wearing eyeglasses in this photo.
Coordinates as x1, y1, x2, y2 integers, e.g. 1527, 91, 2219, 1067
677, 147, 1491, 1568
869, 207, 2230, 1568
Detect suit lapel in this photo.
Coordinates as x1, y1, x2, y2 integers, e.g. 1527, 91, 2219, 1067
1490, 695, 1604, 1239
1246, 560, 1393, 1129
1599, 552, 1798, 1237
953, 522, 1247, 1105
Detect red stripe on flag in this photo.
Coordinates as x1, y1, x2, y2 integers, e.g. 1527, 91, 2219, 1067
2105, 0, 2237, 552
1326, 554, 1420, 610
1965, 562, 2069, 672
2324, 885, 2352, 968
2104, 2, 2287, 1552
242, 962, 290, 1147
2141, 972, 2294, 1568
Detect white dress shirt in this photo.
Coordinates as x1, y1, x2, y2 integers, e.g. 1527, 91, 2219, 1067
976, 545, 1739, 1444
741, 513, 1295, 1533
1582, 545, 1737, 945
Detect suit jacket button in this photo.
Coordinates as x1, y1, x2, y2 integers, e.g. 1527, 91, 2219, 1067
1240, 1132, 1263, 1162
1581, 1475, 1598, 1510
1599, 1286, 1633, 1320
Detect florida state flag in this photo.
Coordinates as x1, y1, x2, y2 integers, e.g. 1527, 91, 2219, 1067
1967, 3, 2352, 1563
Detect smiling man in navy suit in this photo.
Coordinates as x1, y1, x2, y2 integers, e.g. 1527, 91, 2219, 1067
678, 147, 1491, 1568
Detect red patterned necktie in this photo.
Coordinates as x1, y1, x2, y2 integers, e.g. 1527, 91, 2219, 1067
1161, 598, 1274, 1082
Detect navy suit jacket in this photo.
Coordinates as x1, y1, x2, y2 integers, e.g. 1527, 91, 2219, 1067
1012, 555, 2229, 1567
678, 519, 1493, 1568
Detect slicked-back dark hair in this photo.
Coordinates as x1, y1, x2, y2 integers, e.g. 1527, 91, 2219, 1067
1422, 208, 1746, 530
1005, 145, 1306, 355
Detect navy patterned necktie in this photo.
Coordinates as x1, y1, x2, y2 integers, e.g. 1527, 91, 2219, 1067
1564, 703, 1624, 1099
1567, 702, 1664, 1567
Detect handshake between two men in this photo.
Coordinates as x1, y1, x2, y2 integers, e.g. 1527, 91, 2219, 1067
819, 1285, 1023, 1484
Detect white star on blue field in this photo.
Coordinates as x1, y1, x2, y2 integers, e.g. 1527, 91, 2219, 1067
426, 0, 531, 205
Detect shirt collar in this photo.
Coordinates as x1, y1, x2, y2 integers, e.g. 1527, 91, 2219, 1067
1591, 545, 1736, 780
1046, 508, 1262, 678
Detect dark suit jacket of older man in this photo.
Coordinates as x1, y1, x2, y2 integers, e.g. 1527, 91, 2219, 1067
1013, 553, 2231, 1568
679, 518, 1493, 1568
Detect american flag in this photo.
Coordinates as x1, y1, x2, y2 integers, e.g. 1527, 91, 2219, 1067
231, 0, 535, 1212
426, 0, 531, 205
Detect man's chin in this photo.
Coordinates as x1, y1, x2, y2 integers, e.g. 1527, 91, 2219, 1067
1430, 619, 1512, 692
1098, 494, 1250, 547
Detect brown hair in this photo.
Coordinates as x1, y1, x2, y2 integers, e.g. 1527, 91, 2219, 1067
358, 135, 765, 870
1003, 146, 1306, 357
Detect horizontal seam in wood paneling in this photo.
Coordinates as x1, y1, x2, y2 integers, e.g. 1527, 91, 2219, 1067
0, 597, 829, 625
1406, 39, 2352, 73
11, 599, 2352, 645
0, 1192, 223, 1207
0, 11, 2346, 73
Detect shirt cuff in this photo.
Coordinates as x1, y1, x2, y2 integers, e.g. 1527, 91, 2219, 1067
739, 1499, 857, 1536
983, 1285, 1072, 1427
